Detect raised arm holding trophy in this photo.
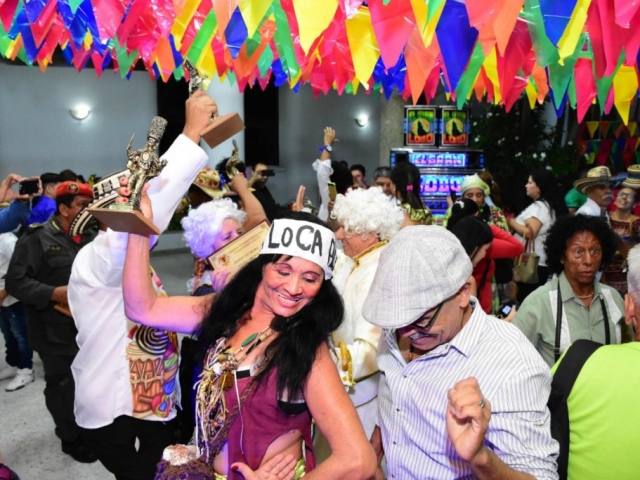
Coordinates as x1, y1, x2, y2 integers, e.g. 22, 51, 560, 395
88, 60, 244, 235
184, 58, 245, 148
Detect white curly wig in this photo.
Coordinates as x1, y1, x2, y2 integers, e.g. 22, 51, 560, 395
331, 186, 404, 241
181, 198, 247, 258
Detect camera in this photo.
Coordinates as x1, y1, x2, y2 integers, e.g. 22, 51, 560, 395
18, 179, 39, 195
262, 169, 275, 177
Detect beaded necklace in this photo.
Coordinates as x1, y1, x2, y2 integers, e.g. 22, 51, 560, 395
195, 324, 274, 460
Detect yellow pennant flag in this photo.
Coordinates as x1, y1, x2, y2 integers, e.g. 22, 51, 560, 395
613, 65, 638, 125
557, 0, 590, 63
346, 8, 380, 89
172, 0, 201, 46
419, 0, 445, 47
197, 48, 216, 87
292, 0, 338, 54
525, 82, 537, 109
238, 0, 272, 39
585, 121, 600, 138
483, 47, 501, 104
628, 122, 637, 137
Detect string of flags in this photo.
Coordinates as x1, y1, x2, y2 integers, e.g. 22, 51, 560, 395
1, 0, 640, 123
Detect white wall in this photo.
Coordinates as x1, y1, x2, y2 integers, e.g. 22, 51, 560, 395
0, 64, 245, 179
0, 62, 380, 209
0, 63, 157, 178
272, 87, 381, 206
203, 78, 245, 163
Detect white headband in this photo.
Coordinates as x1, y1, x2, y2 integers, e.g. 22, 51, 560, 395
260, 219, 337, 279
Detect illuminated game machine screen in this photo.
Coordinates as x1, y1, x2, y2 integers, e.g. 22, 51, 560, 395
390, 149, 484, 223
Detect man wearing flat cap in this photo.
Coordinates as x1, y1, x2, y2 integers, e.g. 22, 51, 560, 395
575, 166, 619, 219
5, 180, 97, 463
363, 226, 559, 479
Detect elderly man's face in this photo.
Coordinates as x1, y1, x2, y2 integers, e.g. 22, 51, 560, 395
397, 286, 471, 353
561, 231, 602, 286
335, 225, 377, 258
587, 183, 613, 208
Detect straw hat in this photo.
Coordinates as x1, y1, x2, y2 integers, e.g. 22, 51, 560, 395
574, 166, 623, 194
622, 165, 640, 189
191, 168, 230, 199
69, 170, 127, 236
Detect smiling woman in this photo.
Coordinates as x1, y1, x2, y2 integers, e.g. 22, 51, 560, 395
122, 209, 376, 479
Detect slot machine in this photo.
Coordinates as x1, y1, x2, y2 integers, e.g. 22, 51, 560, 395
389, 148, 484, 224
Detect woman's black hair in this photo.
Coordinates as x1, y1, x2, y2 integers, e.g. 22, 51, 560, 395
451, 216, 493, 260
195, 211, 344, 398
330, 161, 353, 195
447, 198, 479, 230
391, 161, 424, 210
529, 169, 569, 218
544, 214, 618, 274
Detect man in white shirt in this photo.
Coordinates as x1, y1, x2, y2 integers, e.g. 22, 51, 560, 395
363, 226, 559, 480
314, 187, 403, 461
574, 166, 618, 219
68, 92, 215, 479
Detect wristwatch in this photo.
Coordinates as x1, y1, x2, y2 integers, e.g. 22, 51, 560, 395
324, 144, 333, 152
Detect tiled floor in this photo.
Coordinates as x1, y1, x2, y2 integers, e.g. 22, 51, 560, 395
0, 249, 193, 480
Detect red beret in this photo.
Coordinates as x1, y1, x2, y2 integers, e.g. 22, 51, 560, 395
55, 181, 93, 199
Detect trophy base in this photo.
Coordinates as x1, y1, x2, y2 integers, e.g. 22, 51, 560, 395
87, 207, 160, 236
201, 112, 245, 148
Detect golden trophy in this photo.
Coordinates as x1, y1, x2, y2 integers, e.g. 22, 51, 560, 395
184, 59, 245, 147
87, 116, 168, 235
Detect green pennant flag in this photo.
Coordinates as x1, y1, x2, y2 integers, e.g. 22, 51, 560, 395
257, 46, 274, 76
456, 41, 485, 109
523, 0, 560, 67
186, 11, 218, 66
272, 0, 299, 79
114, 35, 139, 79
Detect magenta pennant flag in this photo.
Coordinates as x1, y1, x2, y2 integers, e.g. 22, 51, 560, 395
497, 18, 532, 101
574, 58, 597, 123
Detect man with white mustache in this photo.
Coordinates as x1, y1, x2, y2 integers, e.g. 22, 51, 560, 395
575, 166, 619, 221
362, 226, 559, 480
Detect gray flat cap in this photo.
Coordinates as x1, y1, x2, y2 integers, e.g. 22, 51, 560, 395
362, 225, 473, 329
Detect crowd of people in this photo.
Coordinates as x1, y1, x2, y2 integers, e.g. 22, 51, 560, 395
1, 101, 640, 480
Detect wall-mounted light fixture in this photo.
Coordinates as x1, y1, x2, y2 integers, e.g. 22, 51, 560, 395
70, 104, 91, 121
355, 114, 369, 127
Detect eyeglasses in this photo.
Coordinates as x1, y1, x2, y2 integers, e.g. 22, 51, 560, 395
618, 192, 636, 200
410, 299, 448, 333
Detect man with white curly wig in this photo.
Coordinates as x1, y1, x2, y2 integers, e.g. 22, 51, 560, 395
181, 173, 266, 296
315, 186, 404, 459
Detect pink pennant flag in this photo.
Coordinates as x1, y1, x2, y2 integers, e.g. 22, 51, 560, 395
574, 58, 597, 123
497, 18, 532, 101
369, 0, 416, 69
614, 0, 640, 28
594, 0, 626, 77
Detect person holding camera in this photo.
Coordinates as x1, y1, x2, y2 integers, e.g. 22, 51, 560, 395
26, 172, 61, 226
249, 162, 278, 222
0, 174, 33, 233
